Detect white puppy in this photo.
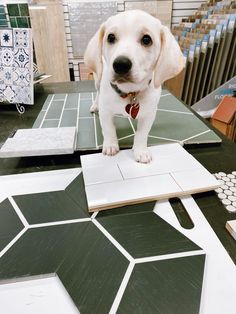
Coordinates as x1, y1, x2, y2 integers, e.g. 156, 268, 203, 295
85, 10, 185, 163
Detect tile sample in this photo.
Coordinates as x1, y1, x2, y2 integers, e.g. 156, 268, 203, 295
0, 5, 8, 27
0, 198, 24, 251
226, 220, 236, 240
0, 223, 129, 313
0, 127, 76, 158
0, 28, 33, 105
81, 143, 220, 211
7, 3, 31, 28
68, 2, 117, 57
32, 91, 221, 151
13, 190, 89, 224
118, 255, 205, 314
98, 210, 201, 258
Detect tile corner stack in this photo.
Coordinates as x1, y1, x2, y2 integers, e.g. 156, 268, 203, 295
165, 0, 236, 106
81, 143, 220, 212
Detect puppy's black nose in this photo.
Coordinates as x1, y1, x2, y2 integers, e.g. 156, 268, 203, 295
113, 56, 132, 75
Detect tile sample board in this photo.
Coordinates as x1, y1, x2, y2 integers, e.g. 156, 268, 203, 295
81, 143, 220, 211
0, 169, 235, 313
68, 1, 117, 58
29, 0, 70, 83
33, 90, 221, 151
0, 127, 76, 158
0, 28, 33, 105
7, 3, 31, 28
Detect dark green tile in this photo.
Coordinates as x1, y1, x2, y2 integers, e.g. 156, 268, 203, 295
13, 190, 89, 224
0, 198, 24, 251
114, 116, 134, 139
65, 93, 79, 109
16, 17, 28, 28
79, 99, 93, 117
158, 94, 190, 113
97, 211, 201, 258
45, 101, 64, 119
65, 173, 89, 213
118, 255, 205, 314
76, 118, 96, 149
118, 134, 135, 147
7, 4, 20, 16
0, 13, 6, 19
0, 20, 8, 27
0, 6, 5, 14
19, 4, 29, 16
149, 111, 209, 141
148, 136, 173, 145
9, 17, 17, 28
95, 113, 103, 146
0, 222, 129, 313
185, 130, 221, 144
60, 110, 77, 127
42, 119, 59, 128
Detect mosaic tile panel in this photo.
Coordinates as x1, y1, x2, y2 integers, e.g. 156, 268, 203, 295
7, 3, 31, 28
0, 5, 8, 27
68, 1, 117, 57
0, 28, 33, 105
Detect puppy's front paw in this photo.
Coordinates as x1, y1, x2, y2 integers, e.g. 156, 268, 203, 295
134, 148, 152, 163
90, 101, 99, 113
102, 143, 119, 156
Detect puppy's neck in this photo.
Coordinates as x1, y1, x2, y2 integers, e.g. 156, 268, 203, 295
110, 79, 152, 99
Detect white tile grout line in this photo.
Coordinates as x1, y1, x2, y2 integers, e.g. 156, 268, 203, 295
109, 261, 135, 314
28, 218, 91, 229
58, 94, 68, 127
8, 196, 29, 228
39, 94, 56, 128
148, 135, 180, 143
118, 134, 134, 141
134, 250, 205, 264
75, 93, 80, 131
92, 219, 134, 262
128, 117, 136, 134
160, 93, 171, 97
157, 108, 193, 115
182, 129, 211, 143
0, 228, 27, 259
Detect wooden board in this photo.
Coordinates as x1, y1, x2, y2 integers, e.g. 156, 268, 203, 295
29, 0, 69, 83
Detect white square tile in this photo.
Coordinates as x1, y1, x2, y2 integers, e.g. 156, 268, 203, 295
82, 164, 123, 186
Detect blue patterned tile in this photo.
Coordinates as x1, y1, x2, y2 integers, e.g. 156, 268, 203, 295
13, 29, 30, 48
13, 48, 30, 68
1, 85, 16, 103
12, 85, 32, 104
13, 67, 31, 87
0, 29, 13, 48
0, 66, 17, 86
0, 48, 14, 67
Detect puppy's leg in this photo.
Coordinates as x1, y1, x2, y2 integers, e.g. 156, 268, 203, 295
133, 115, 156, 163
99, 110, 119, 156
90, 91, 99, 113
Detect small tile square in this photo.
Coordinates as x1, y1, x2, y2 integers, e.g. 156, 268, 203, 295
0, 29, 13, 48
9, 17, 17, 28
7, 4, 20, 17
16, 17, 28, 28
14, 29, 30, 48
0, 47, 14, 67
19, 4, 29, 16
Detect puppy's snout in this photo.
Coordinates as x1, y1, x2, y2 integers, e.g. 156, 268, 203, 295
113, 56, 132, 75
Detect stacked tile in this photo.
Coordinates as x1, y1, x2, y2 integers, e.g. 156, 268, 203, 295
0, 5, 8, 27
165, 0, 236, 106
7, 3, 31, 28
0, 28, 34, 105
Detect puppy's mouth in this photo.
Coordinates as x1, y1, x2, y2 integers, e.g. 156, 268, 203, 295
112, 74, 134, 84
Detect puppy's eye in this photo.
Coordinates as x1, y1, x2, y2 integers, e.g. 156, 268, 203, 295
141, 34, 152, 46
107, 33, 116, 44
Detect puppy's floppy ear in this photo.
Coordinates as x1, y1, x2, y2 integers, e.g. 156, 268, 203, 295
84, 23, 105, 87
154, 26, 185, 88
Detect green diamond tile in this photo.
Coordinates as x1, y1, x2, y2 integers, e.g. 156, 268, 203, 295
0, 199, 24, 251
0, 223, 129, 313
13, 190, 89, 224
97, 210, 201, 258
158, 94, 190, 113
118, 255, 205, 314
114, 116, 134, 140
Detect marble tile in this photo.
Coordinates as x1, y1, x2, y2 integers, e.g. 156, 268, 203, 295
0, 127, 76, 158
118, 255, 205, 313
